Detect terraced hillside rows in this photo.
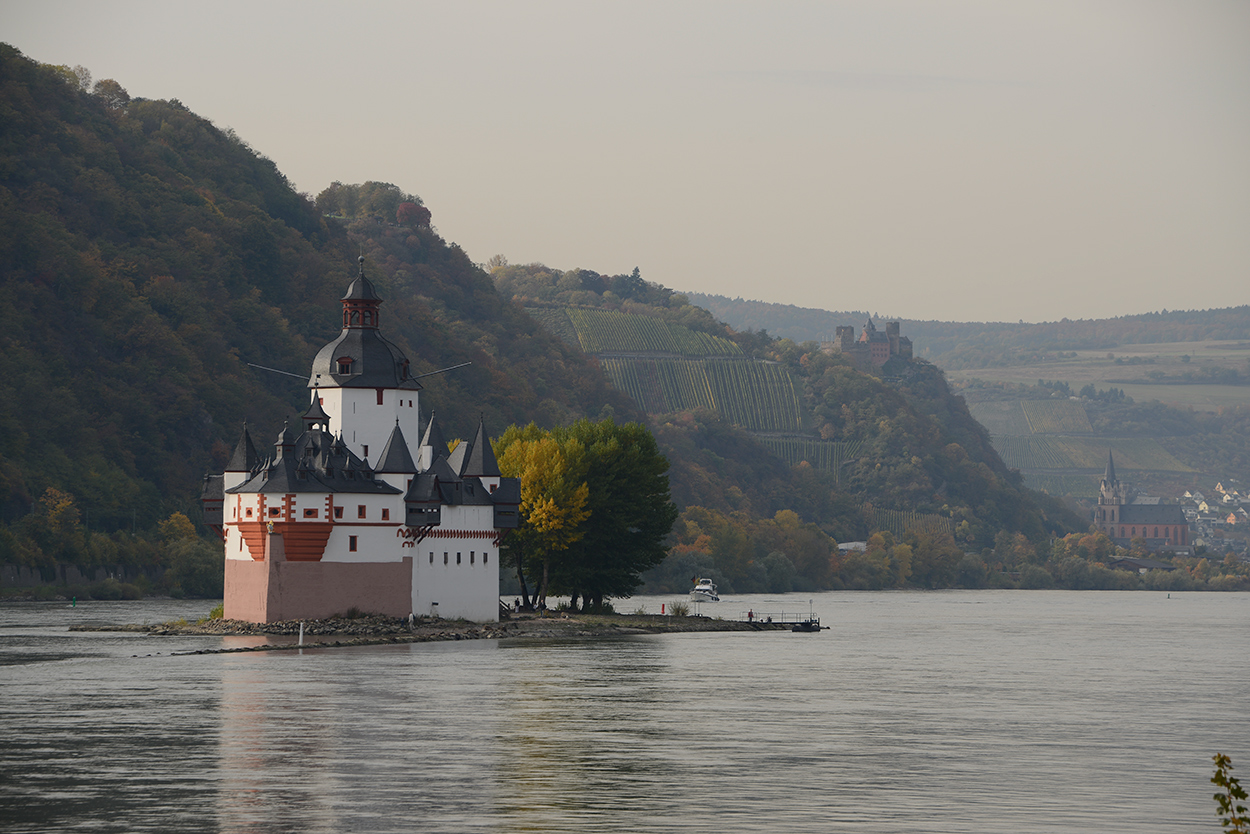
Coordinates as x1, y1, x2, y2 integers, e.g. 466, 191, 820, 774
992, 436, 1192, 473
534, 307, 743, 355
600, 357, 803, 432
758, 438, 866, 484
968, 400, 1091, 435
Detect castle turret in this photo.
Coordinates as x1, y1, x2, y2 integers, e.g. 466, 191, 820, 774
307, 258, 421, 464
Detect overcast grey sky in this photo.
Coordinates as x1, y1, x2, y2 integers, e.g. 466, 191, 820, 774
5, 0, 1249, 322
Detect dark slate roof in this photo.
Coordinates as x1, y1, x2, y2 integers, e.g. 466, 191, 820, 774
303, 391, 330, 426
343, 258, 383, 300
307, 268, 420, 391
375, 422, 417, 474
201, 474, 224, 500
490, 478, 521, 505
1104, 451, 1117, 484
226, 425, 260, 472
227, 424, 401, 496
1117, 504, 1187, 525
462, 419, 501, 478
420, 413, 449, 463
308, 327, 421, 390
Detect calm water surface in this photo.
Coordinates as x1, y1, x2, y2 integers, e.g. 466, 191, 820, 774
1, 591, 1246, 833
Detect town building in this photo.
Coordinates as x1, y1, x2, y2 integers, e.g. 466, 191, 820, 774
1092, 452, 1189, 553
201, 259, 520, 623
823, 317, 913, 368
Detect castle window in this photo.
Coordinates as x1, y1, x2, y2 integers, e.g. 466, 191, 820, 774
456, 552, 461, 565
303, 508, 317, 518
337, 357, 354, 374
470, 551, 475, 565
357, 505, 366, 519
429, 552, 434, 564
1154, 527, 1159, 538
269, 507, 281, 517
245, 508, 253, 518
376, 389, 384, 405
362, 445, 369, 458
382, 508, 390, 520
349, 536, 357, 552
443, 552, 448, 565
484, 552, 488, 565
334, 507, 343, 519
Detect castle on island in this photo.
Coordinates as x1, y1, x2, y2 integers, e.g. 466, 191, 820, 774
201, 259, 520, 623
823, 316, 913, 367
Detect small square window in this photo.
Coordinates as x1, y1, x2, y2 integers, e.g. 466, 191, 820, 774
334, 507, 343, 519
357, 505, 366, 519
303, 508, 317, 518
381, 508, 390, 521
349, 535, 358, 552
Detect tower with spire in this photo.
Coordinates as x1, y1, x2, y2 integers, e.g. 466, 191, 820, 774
1092, 450, 1189, 551
203, 261, 520, 623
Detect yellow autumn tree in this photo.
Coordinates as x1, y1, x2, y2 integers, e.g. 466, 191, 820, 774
496, 425, 590, 609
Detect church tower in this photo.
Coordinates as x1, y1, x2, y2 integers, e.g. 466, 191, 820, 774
1095, 450, 1127, 532
307, 257, 421, 465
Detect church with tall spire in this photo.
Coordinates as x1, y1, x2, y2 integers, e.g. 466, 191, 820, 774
1093, 451, 1188, 552
201, 259, 520, 622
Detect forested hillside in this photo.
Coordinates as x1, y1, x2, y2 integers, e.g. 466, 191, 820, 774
0, 45, 630, 589
494, 263, 1085, 592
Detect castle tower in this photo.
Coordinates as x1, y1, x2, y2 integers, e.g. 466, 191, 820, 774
209, 263, 520, 624
307, 257, 421, 465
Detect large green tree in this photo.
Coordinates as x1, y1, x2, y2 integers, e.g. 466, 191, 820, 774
497, 418, 677, 611
555, 419, 679, 611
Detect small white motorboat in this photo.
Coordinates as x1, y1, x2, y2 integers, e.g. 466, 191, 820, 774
690, 578, 720, 602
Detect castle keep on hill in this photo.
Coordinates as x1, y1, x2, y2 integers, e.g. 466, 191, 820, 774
201, 259, 520, 623
824, 317, 913, 367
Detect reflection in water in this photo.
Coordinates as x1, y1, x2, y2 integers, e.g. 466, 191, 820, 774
493, 639, 677, 829
2, 592, 1248, 833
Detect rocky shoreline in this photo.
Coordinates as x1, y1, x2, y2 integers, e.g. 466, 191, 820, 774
69, 612, 792, 654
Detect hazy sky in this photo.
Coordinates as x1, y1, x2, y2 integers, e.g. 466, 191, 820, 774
6, 0, 1249, 322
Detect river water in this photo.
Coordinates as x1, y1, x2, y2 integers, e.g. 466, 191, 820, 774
1, 591, 1246, 833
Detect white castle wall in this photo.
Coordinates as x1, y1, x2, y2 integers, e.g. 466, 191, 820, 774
411, 504, 500, 622
318, 387, 420, 465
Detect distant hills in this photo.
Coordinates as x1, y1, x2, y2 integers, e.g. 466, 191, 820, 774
685, 291, 1250, 369
685, 292, 1250, 497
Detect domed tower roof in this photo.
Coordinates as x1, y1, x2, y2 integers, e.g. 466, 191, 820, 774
308, 259, 421, 391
